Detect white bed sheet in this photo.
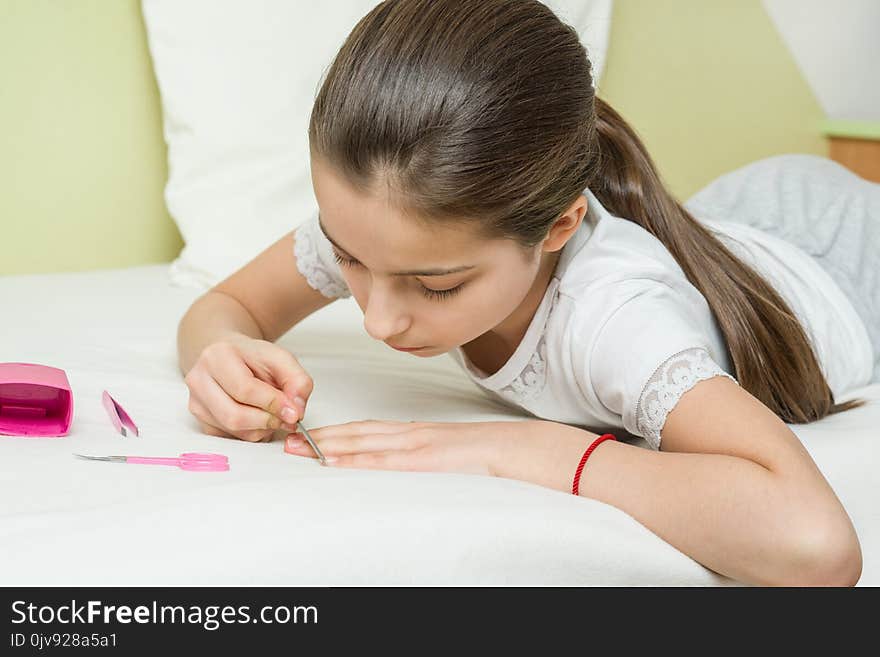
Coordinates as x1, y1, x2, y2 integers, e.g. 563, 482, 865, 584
1, 265, 877, 586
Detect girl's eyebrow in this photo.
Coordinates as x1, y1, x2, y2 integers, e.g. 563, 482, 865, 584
317, 214, 477, 277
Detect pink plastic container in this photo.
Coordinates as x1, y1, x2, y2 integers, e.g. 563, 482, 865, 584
0, 362, 73, 437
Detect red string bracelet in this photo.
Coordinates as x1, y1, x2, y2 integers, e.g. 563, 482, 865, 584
572, 433, 617, 496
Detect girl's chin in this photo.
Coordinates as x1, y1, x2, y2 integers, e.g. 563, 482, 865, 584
410, 345, 449, 356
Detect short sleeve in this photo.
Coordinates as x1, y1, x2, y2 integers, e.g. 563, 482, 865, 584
292, 211, 352, 299
582, 281, 739, 450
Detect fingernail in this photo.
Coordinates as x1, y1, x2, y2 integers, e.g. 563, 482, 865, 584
286, 437, 304, 448
281, 407, 298, 422
293, 396, 306, 410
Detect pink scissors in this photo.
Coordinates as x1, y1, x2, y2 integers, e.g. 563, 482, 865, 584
74, 452, 229, 472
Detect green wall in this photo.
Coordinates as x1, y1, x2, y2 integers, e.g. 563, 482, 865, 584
599, 0, 827, 200
0, 0, 181, 275
0, 0, 826, 275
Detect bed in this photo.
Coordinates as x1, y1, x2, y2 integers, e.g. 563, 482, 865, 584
1, 264, 877, 586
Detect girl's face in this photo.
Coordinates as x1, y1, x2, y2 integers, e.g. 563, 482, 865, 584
310, 157, 575, 357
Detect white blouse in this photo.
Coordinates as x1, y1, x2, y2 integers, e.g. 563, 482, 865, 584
292, 189, 873, 450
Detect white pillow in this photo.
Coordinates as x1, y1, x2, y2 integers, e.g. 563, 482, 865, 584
141, 0, 613, 290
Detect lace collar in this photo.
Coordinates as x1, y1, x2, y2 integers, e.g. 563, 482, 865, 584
454, 276, 561, 392
451, 189, 600, 398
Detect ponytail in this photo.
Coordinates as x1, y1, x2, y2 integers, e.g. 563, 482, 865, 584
589, 97, 866, 423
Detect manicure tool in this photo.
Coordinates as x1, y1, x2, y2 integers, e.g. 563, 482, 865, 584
74, 452, 229, 471
0, 362, 73, 437
295, 420, 327, 466
102, 390, 139, 436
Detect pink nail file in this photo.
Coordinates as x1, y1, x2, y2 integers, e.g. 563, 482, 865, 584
102, 390, 139, 437
0, 362, 74, 437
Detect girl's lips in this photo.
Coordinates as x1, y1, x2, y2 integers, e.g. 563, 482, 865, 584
389, 344, 428, 351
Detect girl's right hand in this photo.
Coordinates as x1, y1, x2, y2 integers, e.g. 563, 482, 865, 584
183, 334, 314, 442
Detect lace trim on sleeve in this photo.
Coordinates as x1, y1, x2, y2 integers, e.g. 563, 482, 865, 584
293, 221, 351, 299
635, 347, 739, 450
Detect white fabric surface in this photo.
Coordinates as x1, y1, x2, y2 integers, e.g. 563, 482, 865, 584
140, 0, 614, 290
1, 265, 878, 585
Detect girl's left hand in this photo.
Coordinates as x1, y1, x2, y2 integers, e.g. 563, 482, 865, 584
283, 419, 534, 476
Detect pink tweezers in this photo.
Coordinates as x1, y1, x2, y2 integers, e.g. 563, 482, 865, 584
102, 390, 139, 437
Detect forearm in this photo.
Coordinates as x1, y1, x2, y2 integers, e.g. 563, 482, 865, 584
177, 291, 264, 376
494, 421, 839, 587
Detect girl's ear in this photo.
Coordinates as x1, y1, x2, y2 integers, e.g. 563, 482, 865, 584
543, 194, 588, 252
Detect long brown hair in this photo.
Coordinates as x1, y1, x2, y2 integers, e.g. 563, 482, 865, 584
309, 0, 865, 422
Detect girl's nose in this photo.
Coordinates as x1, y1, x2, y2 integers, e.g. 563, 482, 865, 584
362, 285, 410, 342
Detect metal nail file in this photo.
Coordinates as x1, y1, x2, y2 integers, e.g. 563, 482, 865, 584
296, 420, 327, 466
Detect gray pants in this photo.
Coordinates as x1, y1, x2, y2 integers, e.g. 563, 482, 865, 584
684, 154, 880, 384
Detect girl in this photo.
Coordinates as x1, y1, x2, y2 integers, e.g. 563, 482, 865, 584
178, 0, 877, 586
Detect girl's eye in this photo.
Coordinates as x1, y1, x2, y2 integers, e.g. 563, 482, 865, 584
420, 285, 464, 301
332, 250, 465, 301
331, 250, 359, 268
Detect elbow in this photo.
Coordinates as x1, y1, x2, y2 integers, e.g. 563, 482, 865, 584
777, 516, 863, 587
816, 532, 863, 587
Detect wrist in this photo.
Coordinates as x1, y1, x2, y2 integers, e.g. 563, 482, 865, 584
492, 420, 606, 494
486, 421, 521, 478
572, 433, 618, 495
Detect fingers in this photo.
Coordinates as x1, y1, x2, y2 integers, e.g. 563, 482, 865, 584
183, 338, 313, 443
285, 423, 428, 456
189, 396, 276, 442
302, 448, 431, 471
191, 372, 291, 441
260, 346, 314, 410
205, 345, 303, 424
308, 420, 423, 437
